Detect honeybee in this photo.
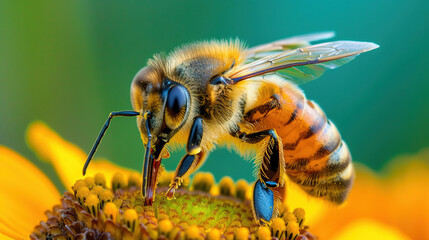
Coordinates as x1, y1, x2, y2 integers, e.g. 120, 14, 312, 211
83, 32, 378, 223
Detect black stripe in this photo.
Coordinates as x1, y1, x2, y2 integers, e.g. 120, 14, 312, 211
318, 122, 341, 153
305, 175, 354, 201
283, 141, 298, 150
302, 117, 326, 139
324, 177, 354, 204
312, 146, 330, 159
284, 158, 308, 170
285, 141, 351, 187
324, 142, 350, 174
283, 100, 324, 151
301, 142, 351, 181
284, 109, 297, 126
243, 95, 279, 122
283, 101, 304, 126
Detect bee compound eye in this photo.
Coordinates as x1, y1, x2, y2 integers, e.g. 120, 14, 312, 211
166, 85, 187, 116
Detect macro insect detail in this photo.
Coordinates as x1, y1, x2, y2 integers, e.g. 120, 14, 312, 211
83, 32, 378, 224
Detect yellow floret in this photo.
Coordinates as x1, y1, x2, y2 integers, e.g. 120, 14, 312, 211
112, 172, 126, 192
147, 225, 159, 240
219, 176, 235, 196
170, 226, 184, 240
91, 185, 104, 196
234, 227, 250, 240
207, 228, 221, 240
123, 208, 138, 232
73, 179, 86, 193
256, 226, 271, 240
277, 203, 289, 218
209, 185, 220, 196
103, 202, 118, 221
84, 177, 96, 189
245, 185, 252, 201
99, 189, 114, 209
285, 221, 299, 240
94, 173, 106, 187
84, 193, 100, 216
282, 212, 297, 226
185, 225, 203, 240
235, 179, 249, 201
271, 217, 286, 239
157, 212, 169, 221
158, 219, 173, 235
293, 208, 305, 228
76, 186, 90, 204
192, 172, 215, 192
128, 172, 141, 188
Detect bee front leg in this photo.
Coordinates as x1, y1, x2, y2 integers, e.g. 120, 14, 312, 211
166, 117, 206, 199
232, 128, 284, 223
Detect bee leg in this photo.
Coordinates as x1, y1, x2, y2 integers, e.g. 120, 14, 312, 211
166, 117, 206, 199
232, 128, 284, 223
186, 117, 204, 155
165, 152, 207, 199
233, 129, 283, 186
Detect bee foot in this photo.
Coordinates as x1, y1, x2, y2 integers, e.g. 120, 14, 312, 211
165, 186, 176, 199
166, 181, 179, 200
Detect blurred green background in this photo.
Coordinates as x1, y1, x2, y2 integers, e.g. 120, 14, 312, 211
0, 0, 428, 190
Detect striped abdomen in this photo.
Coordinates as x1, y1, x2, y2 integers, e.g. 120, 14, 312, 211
244, 84, 354, 204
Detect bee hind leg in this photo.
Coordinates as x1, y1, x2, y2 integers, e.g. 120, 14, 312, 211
232, 128, 285, 223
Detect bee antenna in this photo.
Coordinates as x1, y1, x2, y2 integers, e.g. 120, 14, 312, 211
82, 111, 140, 175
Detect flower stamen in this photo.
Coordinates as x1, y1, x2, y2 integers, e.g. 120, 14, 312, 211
123, 208, 138, 232
94, 172, 106, 187
84, 193, 100, 216
112, 172, 126, 192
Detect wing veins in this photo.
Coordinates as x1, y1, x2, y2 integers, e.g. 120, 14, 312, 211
229, 41, 379, 83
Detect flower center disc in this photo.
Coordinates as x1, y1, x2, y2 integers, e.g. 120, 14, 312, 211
131, 187, 256, 230
30, 172, 313, 240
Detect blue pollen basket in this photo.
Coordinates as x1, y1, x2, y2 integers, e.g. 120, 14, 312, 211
253, 180, 274, 222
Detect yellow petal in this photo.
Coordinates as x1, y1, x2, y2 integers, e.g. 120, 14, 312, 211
331, 219, 411, 240
27, 121, 137, 191
0, 146, 60, 239
0, 231, 15, 240
311, 150, 429, 240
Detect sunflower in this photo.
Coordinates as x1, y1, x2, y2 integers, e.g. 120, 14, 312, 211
0, 122, 427, 240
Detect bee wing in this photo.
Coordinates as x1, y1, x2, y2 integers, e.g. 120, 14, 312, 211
245, 32, 335, 62
228, 41, 379, 84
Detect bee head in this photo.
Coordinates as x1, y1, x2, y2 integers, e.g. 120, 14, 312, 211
131, 66, 190, 204
132, 66, 190, 145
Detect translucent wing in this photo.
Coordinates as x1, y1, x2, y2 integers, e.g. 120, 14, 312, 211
245, 32, 335, 63
228, 41, 379, 84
